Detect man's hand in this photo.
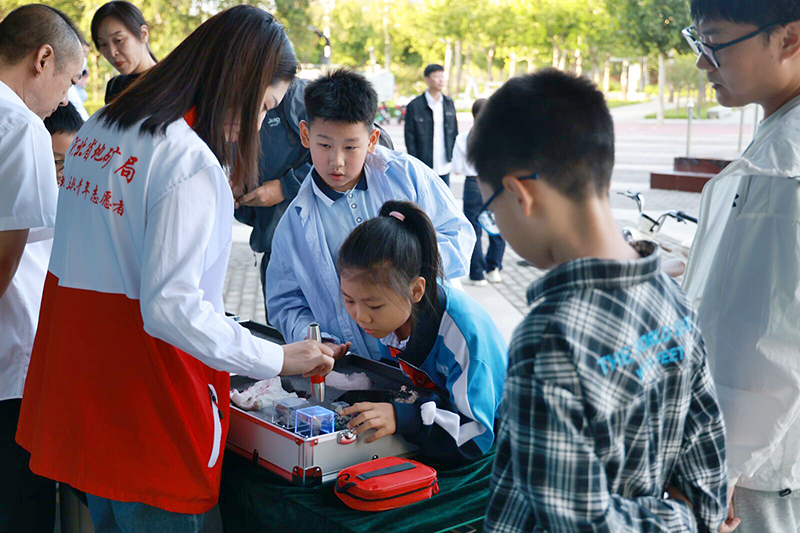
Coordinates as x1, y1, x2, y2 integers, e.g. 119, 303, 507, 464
719, 485, 740, 533
342, 402, 397, 443
324, 340, 351, 361
281, 340, 334, 377
235, 181, 285, 208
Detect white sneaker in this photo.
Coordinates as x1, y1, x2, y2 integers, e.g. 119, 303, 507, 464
469, 279, 489, 287
486, 269, 503, 283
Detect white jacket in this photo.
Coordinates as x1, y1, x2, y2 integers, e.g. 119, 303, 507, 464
684, 94, 800, 492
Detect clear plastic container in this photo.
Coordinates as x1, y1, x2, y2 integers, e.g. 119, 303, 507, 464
272, 397, 311, 429
295, 405, 335, 437
330, 401, 350, 415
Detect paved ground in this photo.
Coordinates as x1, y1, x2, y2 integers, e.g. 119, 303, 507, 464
223, 99, 754, 342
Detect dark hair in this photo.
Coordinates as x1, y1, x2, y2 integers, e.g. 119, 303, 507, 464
469, 68, 614, 201
471, 98, 487, 119
691, 0, 800, 28
91, 2, 157, 63
0, 4, 83, 70
338, 201, 442, 317
304, 69, 378, 127
44, 102, 85, 135
424, 64, 444, 77
98, 5, 298, 192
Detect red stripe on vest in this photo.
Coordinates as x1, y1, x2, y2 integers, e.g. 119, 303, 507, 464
16, 273, 230, 514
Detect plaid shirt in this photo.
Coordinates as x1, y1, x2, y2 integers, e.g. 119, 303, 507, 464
485, 242, 727, 533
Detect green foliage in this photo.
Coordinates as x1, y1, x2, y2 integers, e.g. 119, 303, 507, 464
607, 0, 690, 54
667, 53, 700, 93
1, 0, 700, 100
645, 107, 709, 119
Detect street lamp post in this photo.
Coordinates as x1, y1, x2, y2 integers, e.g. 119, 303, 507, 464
686, 102, 695, 157
307, 25, 331, 65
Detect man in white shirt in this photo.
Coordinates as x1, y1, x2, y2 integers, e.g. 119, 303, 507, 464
0, 5, 84, 531
404, 64, 458, 185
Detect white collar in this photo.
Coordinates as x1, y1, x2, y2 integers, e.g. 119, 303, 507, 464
310, 176, 336, 207
425, 90, 442, 107
379, 331, 409, 351
0, 79, 29, 112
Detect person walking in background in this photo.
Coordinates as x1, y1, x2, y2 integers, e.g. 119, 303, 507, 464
452, 98, 505, 286
404, 64, 457, 185
91, 1, 157, 103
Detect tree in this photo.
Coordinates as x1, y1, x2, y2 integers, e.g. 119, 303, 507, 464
609, 0, 691, 124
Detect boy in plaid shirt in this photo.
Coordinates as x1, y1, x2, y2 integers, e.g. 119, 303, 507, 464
469, 69, 729, 533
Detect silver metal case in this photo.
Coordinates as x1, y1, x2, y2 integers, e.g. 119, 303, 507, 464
226, 321, 419, 486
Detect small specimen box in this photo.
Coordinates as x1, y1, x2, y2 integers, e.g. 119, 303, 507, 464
295, 406, 335, 437
272, 397, 311, 429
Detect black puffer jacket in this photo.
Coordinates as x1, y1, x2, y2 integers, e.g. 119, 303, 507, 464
403, 92, 457, 170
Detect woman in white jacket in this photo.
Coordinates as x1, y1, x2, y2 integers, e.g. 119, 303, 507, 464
17, 6, 334, 532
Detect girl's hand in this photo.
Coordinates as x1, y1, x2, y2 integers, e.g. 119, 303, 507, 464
323, 341, 351, 360
342, 402, 397, 443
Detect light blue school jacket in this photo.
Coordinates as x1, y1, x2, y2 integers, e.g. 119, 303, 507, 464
266, 145, 476, 359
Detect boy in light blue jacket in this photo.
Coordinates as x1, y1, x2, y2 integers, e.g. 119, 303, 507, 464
266, 69, 475, 360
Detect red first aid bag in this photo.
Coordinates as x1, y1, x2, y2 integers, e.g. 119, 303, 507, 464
335, 457, 439, 512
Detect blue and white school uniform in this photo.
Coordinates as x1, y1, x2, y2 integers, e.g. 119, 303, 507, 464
266, 145, 475, 359
381, 283, 507, 461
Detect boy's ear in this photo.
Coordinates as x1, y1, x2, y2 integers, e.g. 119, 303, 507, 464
367, 126, 381, 153
299, 120, 311, 149
503, 174, 538, 218
410, 276, 426, 304
780, 21, 800, 61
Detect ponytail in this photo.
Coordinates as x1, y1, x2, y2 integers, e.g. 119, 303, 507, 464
338, 200, 443, 314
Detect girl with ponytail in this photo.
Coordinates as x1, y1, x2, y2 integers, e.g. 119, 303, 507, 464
337, 200, 508, 462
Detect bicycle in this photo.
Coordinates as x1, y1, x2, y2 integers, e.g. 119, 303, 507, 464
617, 190, 698, 277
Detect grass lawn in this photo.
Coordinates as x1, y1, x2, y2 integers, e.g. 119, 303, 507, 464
645, 107, 710, 120
606, 99, 646, 108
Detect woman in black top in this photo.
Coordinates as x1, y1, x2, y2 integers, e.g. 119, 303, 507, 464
91, 1, 157, 104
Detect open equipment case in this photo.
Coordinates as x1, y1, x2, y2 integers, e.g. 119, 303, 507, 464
226, 321, 420, 487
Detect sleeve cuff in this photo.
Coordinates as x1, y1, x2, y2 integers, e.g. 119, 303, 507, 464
393, 401, 422, 435
280, 163, 309, 202
321, 332, 342, 345
0, 213, 56, 232
247, 337, 285, 380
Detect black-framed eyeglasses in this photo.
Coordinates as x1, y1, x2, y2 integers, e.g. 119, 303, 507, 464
682, 22, 779, 69
477, 173, 538, 237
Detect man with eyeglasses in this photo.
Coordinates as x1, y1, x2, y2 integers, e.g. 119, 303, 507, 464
681, 1, 800, 532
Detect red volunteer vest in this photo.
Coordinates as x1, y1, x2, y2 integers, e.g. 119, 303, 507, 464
16, 109, 230, 514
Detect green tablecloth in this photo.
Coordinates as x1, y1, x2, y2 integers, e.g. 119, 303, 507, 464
219, 450, 495, 533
